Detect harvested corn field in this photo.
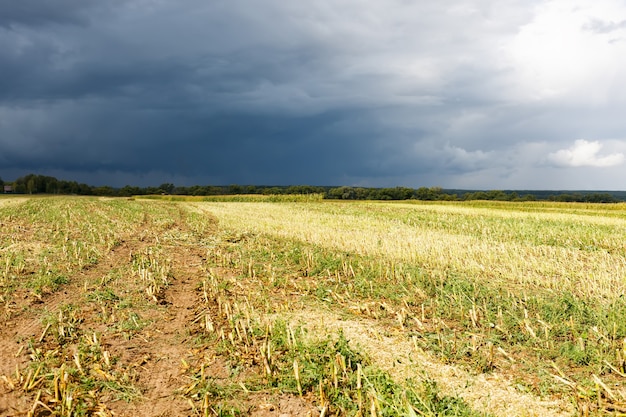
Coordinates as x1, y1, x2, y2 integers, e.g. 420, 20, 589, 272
2, 196, 626, 416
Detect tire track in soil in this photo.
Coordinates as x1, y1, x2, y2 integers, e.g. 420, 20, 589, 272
108, 244, 208, 417
116, 248, 322, 417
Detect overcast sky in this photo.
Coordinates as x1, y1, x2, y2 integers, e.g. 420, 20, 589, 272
1, 0, 626, 189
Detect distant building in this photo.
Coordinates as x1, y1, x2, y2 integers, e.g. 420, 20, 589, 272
3, 185, 13, 193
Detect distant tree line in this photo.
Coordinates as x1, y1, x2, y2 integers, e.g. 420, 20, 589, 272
1, 174, 94, 195
1, 174, 623, 202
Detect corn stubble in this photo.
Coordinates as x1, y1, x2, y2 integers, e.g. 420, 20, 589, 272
2, 196, 626, 415
195, 199, 626, 415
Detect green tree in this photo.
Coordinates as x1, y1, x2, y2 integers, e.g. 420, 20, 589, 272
119, 185, 141, 197
27, 178, 36, 194
158, 183, 175, 194
328, 186, 355, 199
93, 186, 116, 196
45, 178, 59, 194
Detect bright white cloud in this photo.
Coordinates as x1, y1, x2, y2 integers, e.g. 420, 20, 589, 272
548, 139, 624, 167
508, 0, 626, 103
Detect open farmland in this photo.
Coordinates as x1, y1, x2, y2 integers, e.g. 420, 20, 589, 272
1, 196, 626, 416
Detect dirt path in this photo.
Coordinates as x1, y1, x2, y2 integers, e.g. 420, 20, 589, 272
107, 244, 208, 416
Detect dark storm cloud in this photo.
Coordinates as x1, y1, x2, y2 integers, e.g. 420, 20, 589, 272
1, 0, 625, 189
0, 0, 97, 27
0, 0, 123, 28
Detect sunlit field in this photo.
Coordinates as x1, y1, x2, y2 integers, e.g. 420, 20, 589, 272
196, 200, 626, 299
1, 196, 626, 416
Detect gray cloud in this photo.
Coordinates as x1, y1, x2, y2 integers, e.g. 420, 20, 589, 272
1, 0, 626, 189
0, 0, 95, 27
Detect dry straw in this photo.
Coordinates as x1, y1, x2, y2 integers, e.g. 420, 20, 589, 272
193, 201, 626, 300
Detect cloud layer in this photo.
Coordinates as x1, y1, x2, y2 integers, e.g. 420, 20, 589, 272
549, 140, 624, 167
1, 0, 625, 189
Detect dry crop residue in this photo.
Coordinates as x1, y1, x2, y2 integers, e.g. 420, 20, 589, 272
0, 202, 207, 415
285, 310, 575, 417
0, 199, 320, 416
